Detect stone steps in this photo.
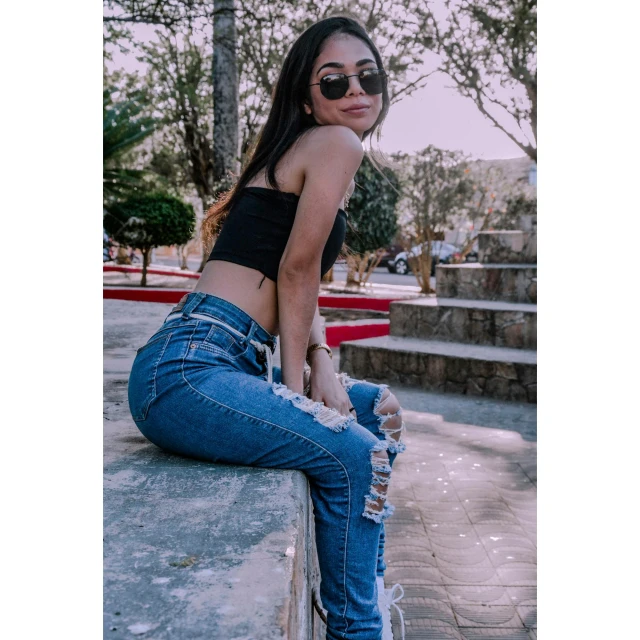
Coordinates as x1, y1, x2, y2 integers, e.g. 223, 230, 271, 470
436, 263, 537, 303
340, 335, 536, 403
389, 297, 536, 349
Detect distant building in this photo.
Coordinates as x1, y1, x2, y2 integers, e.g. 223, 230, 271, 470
528, 162, 537, 186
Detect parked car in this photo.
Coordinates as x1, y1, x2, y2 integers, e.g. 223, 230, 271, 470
365, 244, 404, 270
441, 249, 479, 265
103, 230, 114, 262
388, 241, 460, 276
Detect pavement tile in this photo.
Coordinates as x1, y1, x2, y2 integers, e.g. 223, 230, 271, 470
452, 605, 522, 628
399, 617, 464, 639
435, 562, 501, 586
413, 483, 460, 502
487, 547, 536, 569
390, 505, 425, 524
386, 566, 445, 585
496, 565, 536, 586
389, 480, 416, 493
446, 585, 512, 606
428, 526, 482, 551
466, 509, 520, 526
496, 487, 535, 502
450, 479, 496, 491
426, 522, 477, 540
507, 508, 536, 527
398, 584, 450, 602
418, 503, 472, 525
458, 629, 532, 639
432, 543, 491, 568
385, 523, 429, 539
473, 524, 529, 539
456, 488, 503, 502
445, 469, 494, 483
505, 587, 536, 606
491, 477, 533, 490
516, 605, 536, 629
386, 547, 438, 568
399, 597, 457, 625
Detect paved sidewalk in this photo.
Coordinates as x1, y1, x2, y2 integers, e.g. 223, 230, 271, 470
382, 386, 536, 639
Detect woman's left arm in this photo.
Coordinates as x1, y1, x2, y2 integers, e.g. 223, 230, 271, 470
305, 303, 356, 420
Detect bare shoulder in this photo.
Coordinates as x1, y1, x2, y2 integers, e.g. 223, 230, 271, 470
299, 125, 364, 165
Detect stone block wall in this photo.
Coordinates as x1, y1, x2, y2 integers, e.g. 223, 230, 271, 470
478, 230, 537, 264
341, 342, 537, 404
437, 264, 537, 303
390, 302, 536, 349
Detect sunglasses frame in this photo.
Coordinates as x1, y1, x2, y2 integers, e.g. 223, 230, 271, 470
308, 68, 388, 100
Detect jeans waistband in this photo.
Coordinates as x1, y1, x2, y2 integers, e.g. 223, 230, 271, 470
163, 292, 278, 353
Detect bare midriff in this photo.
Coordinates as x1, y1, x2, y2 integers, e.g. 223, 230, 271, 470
194, 261, 282, 335
192, 147, 351, 337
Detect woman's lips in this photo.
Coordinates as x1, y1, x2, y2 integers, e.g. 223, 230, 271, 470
343, 106, 370, 116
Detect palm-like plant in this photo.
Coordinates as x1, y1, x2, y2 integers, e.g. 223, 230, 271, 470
103, 88, 156, 207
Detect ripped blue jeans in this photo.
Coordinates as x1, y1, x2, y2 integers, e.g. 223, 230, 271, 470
127, 292, 406, 640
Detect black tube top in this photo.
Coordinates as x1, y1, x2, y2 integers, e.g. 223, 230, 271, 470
207, 186, 347, 282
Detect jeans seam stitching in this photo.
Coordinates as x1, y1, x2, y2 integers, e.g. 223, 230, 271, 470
179, 358, 352, 629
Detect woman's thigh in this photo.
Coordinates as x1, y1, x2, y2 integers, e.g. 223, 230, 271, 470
271, 366, 406, 459
140, 359, 384, 493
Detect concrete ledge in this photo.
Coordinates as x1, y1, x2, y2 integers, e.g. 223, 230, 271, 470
104, 299, 319, 639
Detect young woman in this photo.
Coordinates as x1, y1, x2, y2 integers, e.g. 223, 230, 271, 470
127, 16, 406, 640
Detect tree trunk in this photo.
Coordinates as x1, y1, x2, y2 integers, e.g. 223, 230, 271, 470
177, 244, 189, 270
321, 266, 334, 283
141, 248, 152, 287
199, 0, 239, 274
212, 0, 239, 193
116, 246, 131, 265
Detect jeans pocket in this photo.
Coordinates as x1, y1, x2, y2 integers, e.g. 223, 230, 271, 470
198, 322, 250, 360
128, 332, 173, 422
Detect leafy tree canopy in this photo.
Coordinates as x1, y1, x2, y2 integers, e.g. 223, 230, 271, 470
346, 155, 400, 255
104, 192, 196, 250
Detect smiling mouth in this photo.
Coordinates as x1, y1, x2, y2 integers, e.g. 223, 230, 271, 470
343, 106, 370, 113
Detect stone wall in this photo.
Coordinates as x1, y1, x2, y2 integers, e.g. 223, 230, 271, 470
390, 301, 536, 349
437, 264, 537, 304
341, 342, 536, 404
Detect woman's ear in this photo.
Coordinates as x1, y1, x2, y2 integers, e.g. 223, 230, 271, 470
303, 100, 313, 116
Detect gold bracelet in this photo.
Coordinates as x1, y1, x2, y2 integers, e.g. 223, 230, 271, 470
306, 342, 332, 365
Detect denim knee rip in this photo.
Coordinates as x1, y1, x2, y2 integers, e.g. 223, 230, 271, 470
363, 441, 395, 523
373, 384, 406, 455
270, 382, 357, 433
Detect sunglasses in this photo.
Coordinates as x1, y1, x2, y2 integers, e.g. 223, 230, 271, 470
308, 68, 387, 100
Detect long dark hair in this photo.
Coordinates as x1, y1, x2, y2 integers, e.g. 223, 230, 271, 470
201, 14, 392, 248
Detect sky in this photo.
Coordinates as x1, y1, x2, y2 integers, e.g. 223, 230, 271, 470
378, 69, 526, 160
107, 21, 529, 162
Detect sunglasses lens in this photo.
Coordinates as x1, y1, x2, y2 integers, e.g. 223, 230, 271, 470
319, 69, 387, 100
360, 69, 386, 95
320, 75, 349, 100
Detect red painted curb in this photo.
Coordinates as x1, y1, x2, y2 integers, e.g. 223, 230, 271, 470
104, 287, 390, 346
318, 295, 401, 312
104, 287, 408, 310
104, 288, 191, 303
104, 265, 200, 279
325, 322, 389, 347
